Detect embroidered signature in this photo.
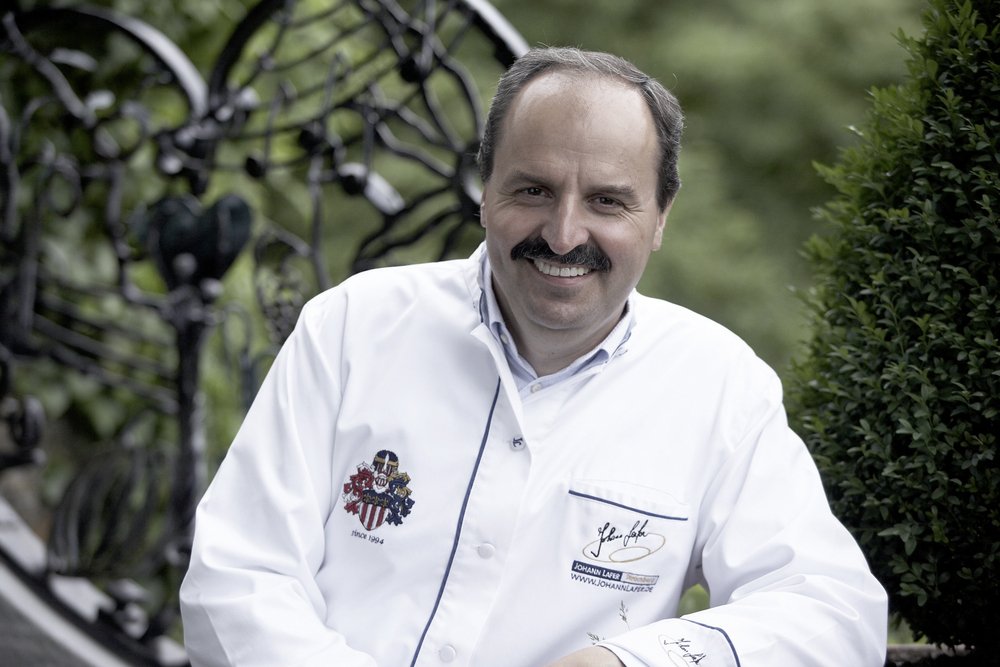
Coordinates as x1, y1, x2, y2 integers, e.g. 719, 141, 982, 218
659, 636, 707, 666
590, 520, 649, 559
582, 519, 666, 564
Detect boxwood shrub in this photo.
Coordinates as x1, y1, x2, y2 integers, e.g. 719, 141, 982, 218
788, 0, 998, 660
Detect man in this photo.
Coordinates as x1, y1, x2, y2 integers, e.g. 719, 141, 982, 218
180, 47, 887, 666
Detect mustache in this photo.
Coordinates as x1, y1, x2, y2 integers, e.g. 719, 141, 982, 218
510, 238, 611, 272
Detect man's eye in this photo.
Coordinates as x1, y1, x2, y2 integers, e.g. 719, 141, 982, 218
593, 196, 622, 208
521, 187, 545, 196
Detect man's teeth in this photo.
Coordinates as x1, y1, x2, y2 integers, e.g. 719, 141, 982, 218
532, 258, 591, 277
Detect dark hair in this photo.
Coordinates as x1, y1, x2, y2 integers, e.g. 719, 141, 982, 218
477, 47, 684, 211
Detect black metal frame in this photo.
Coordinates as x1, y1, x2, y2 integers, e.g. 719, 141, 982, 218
0, 1, 526, 663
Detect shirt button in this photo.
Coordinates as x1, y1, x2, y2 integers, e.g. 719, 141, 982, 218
510, 437, 525, 451
439, 645, 457, 662
530, 383, 542, 393
500, 333, 510, 345
477, 543, 496, 559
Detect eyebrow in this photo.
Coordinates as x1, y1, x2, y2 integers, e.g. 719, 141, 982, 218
504, 169, 549, 188
596, 183, 640, 200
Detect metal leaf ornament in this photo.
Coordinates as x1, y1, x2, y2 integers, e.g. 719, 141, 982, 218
139, 194, 252, 291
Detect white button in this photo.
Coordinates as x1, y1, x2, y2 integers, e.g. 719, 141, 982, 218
439, 645, 457, 662
477, 543, 496, 559
530, 383, 541, 393
510, 437, 525, 451
500, 333, 510, 345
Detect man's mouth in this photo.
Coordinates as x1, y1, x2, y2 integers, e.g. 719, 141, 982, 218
532, 258, 591, 277
510, 238, 611, 273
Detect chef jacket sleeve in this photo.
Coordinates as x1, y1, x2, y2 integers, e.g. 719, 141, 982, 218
598, 359, 888, 667
179, 293, 376, 667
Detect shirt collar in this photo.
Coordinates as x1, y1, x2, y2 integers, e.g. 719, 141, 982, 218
477, 247, 634, 391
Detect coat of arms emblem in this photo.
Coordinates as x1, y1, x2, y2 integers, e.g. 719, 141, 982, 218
342, 449, 415, 531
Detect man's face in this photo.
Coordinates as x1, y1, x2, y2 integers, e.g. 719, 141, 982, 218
481, 71, 669, 353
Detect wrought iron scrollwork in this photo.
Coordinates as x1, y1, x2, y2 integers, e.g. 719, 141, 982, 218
0, 1, 525, 663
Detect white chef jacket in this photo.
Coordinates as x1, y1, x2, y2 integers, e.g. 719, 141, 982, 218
180, 245, 887, 667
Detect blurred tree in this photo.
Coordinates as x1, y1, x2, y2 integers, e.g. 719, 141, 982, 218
789, 0, 999, 659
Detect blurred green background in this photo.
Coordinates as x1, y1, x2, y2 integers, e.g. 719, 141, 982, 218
15, 0, 923, 376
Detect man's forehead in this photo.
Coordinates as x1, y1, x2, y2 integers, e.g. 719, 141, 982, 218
501, 72, 650, 142
492, 72, 657, 184
512, 70, 638, 111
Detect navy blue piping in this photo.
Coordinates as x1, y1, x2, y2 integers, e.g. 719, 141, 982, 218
568, 490, 688, 521
409, 377, 502, 667
682, 618, 742, 667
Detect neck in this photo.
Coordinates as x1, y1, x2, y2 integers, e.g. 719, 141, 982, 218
505, 307, 625, 377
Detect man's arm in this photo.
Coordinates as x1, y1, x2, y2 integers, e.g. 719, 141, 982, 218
595, 365, 887, 667
180, 294, 376, 667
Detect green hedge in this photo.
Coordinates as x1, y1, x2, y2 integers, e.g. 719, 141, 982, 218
789, 0, 999, 659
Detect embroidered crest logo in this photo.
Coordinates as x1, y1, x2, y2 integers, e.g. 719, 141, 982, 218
342, 449, 414, 531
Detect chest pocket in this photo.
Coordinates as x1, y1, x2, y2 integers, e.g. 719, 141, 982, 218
564, 479, 693, 587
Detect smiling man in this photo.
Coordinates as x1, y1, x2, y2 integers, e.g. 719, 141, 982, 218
180, 48, 888, 667
481, 69, 667, 378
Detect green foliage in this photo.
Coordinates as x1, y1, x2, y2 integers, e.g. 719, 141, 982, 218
789, 0, 999, 654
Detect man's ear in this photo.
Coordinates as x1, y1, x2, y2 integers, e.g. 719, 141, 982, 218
479, 192, 487, 229
652, 199, 674, 251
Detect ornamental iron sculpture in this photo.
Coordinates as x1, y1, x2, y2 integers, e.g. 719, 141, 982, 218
0, 1, 526, 663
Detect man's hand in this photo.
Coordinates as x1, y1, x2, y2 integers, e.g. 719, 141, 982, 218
545, 646, 626, 667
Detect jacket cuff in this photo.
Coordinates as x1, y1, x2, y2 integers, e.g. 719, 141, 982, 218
599, 618, 740, 667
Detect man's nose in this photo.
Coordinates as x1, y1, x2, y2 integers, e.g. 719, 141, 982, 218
540, 198, 589, 256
